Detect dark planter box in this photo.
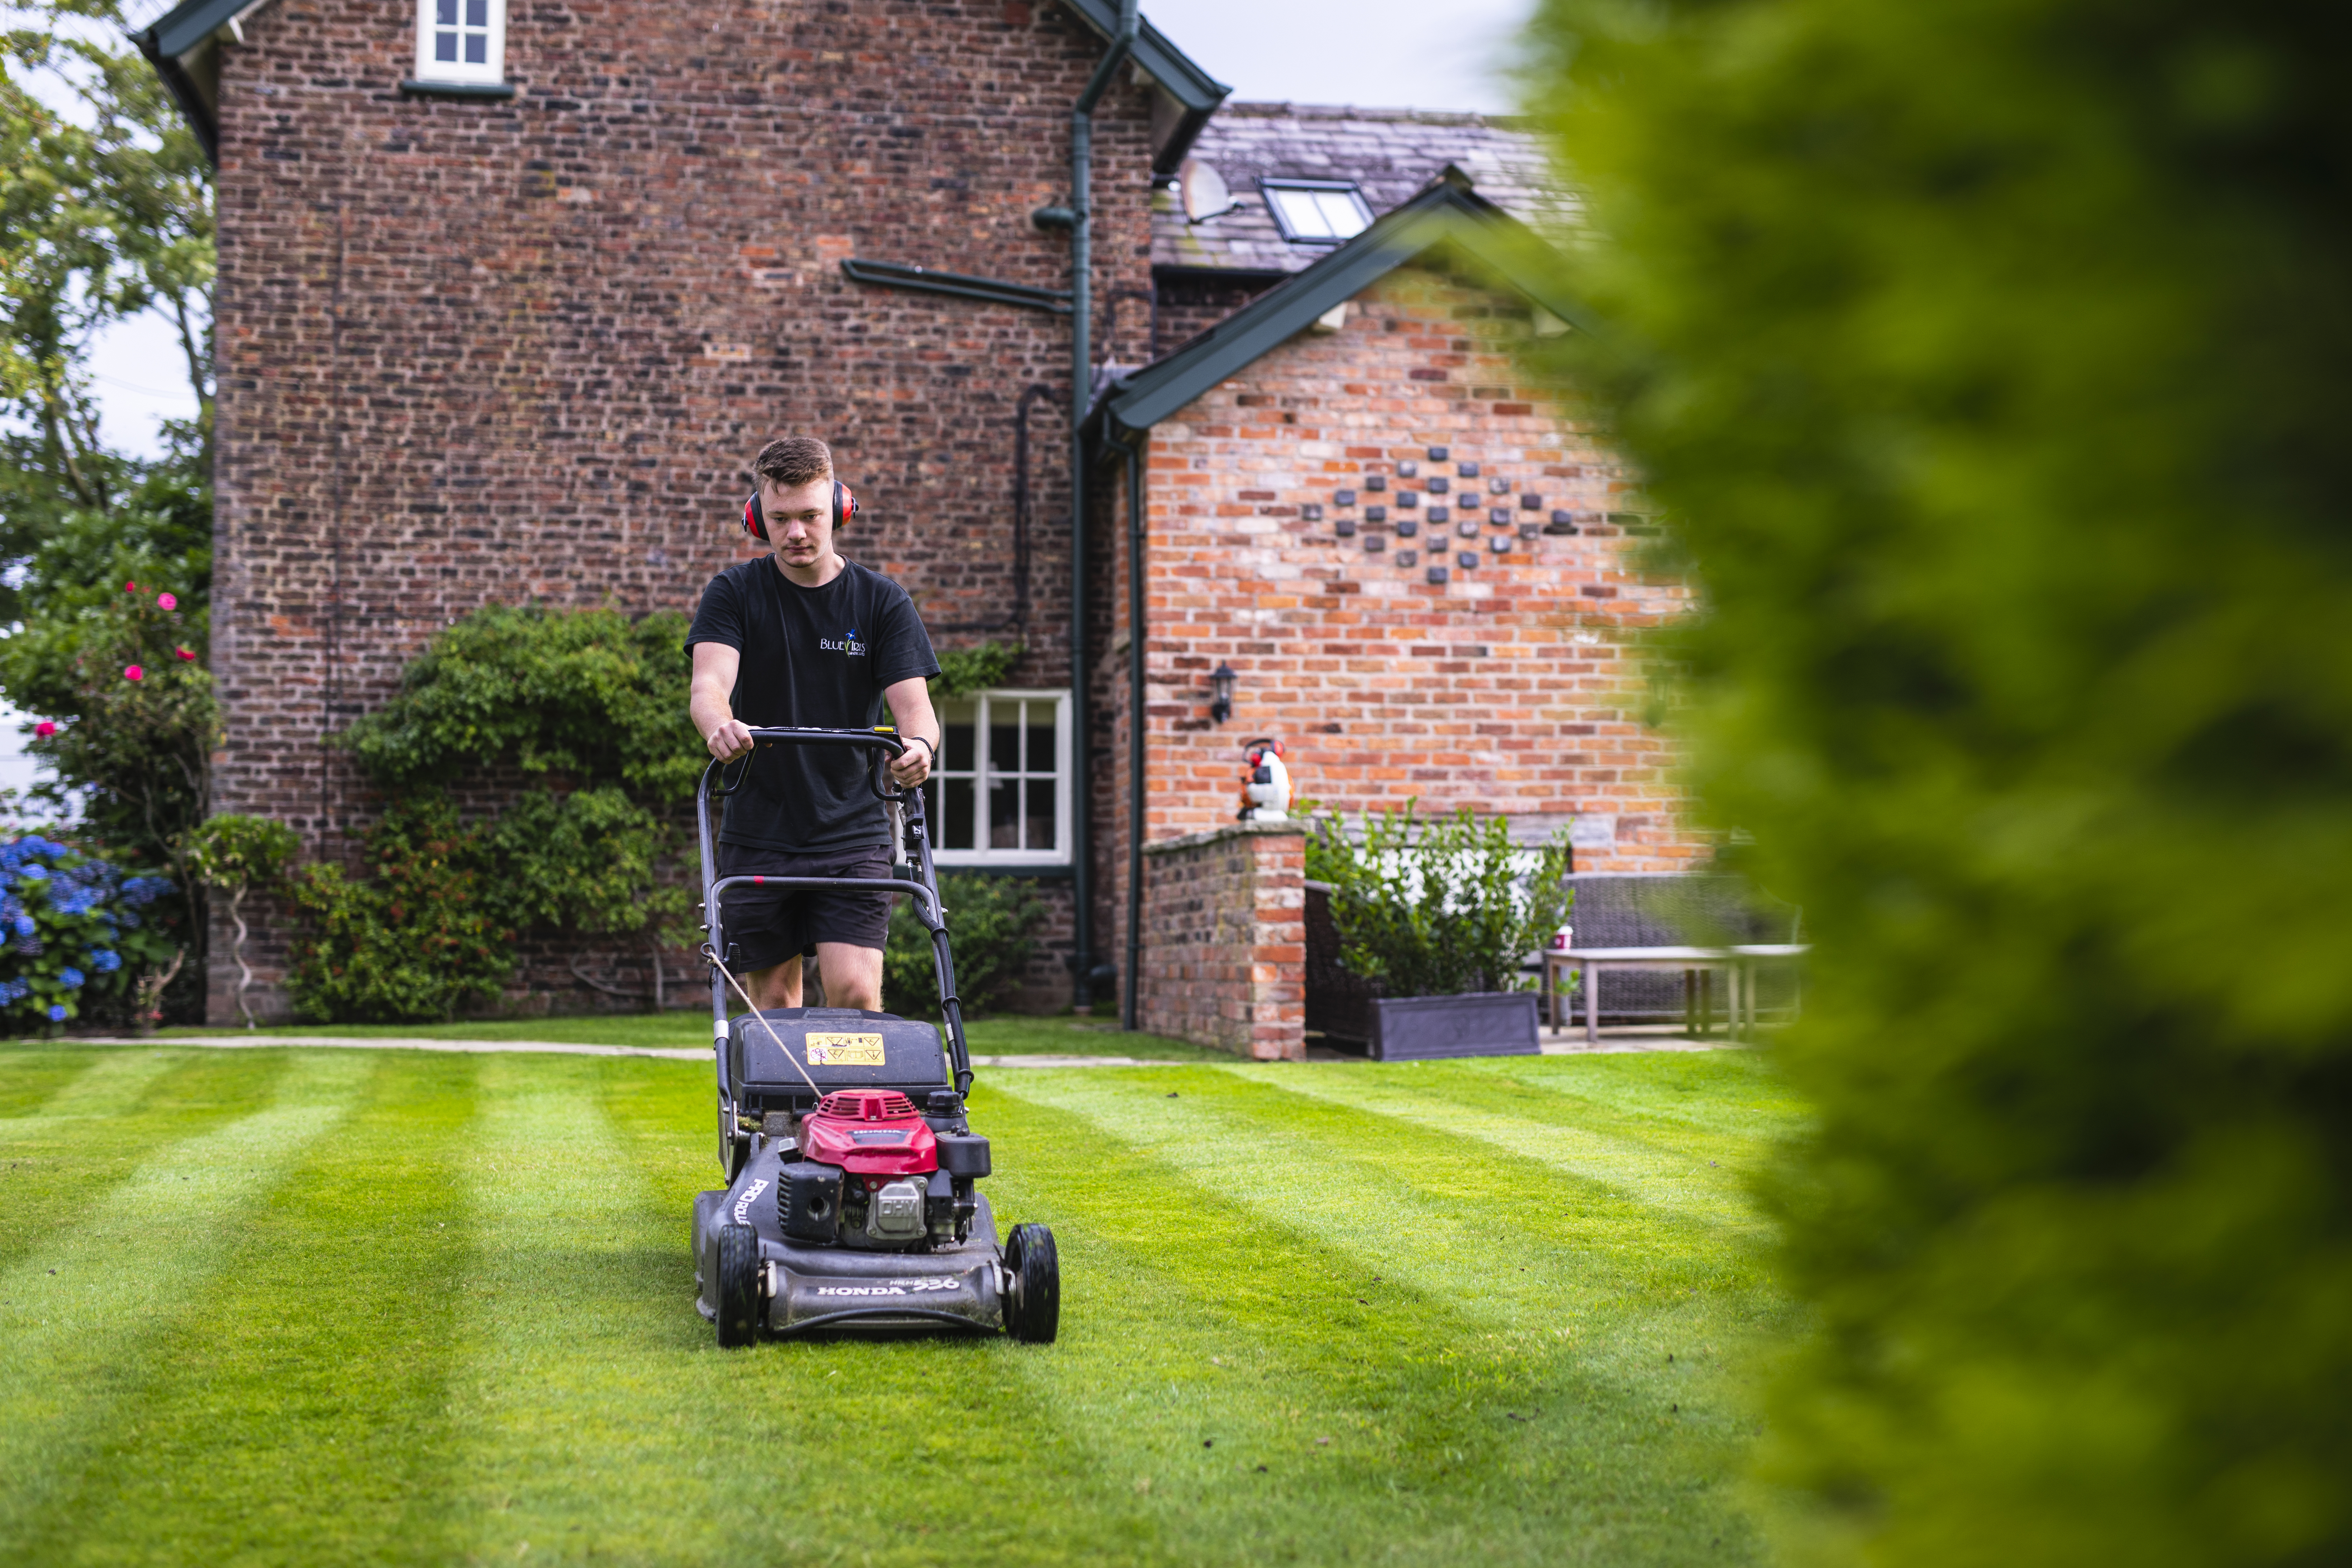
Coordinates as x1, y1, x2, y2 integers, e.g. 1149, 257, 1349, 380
1370, 992, 1540, 1062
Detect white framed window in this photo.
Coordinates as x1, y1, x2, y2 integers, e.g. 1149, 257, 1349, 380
1262, 180, 1373, 245
925, 690, 1070, 867
413, 0, 506, 84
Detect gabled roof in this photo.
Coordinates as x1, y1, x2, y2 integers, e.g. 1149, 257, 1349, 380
130, 0, 273, 159
133, 0, 1228, 173
1099, 169, 1591, 440
1058, 0, 1231, 176
1155, 102, 1574, 277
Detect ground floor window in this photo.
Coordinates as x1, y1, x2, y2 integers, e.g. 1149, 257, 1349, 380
926, 690, 1069, 867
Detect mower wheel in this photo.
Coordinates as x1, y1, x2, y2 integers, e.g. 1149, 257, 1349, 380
1004, 1222, 1060, 1344
715, 1223, 762, 1348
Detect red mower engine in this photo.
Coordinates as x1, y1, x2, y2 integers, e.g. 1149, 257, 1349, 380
777, 1089, 989, 1251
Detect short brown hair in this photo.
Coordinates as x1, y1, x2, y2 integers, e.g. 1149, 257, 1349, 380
754, 436, 833, 490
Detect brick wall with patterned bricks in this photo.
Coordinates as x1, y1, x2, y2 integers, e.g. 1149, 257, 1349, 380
201, 0, 1158, 1021
1094, 264, 1708, 1007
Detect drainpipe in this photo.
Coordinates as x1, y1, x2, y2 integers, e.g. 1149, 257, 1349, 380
1123, 439, 1146, 1031
1052, 0, 1137, 1011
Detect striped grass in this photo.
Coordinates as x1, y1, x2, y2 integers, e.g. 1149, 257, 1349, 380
0, 1043, 1799, 1566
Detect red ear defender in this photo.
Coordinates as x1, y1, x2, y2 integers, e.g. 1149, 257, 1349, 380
834, 481, 858, 530
742, 491, 768, 542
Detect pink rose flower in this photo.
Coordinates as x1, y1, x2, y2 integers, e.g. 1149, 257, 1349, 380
124, 665, 144, 682
124, 580, 137, 593
157, 592, 178, 611
34, 721, 55, 738
175, 646, 196, 662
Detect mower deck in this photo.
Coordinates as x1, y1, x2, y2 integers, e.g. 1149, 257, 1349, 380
694, 1137, 1005, 1337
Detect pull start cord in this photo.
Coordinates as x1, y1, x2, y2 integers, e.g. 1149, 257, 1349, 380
701, 940, 825, 1102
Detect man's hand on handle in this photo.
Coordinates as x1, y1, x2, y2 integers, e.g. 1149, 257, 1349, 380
704, 717, 757, 763
890, 735, 933, 789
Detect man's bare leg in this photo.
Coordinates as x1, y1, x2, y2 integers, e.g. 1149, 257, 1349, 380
814, 942, 886, 1012
742, 954, 802, 1011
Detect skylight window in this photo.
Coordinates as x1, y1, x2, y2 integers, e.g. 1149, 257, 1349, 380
1261, 181, 1373, 245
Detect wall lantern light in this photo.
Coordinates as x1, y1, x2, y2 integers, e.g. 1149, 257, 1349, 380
1209, 662, 1237, 724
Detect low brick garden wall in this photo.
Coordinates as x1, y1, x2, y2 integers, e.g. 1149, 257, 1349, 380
1138, 820, 1306, 1061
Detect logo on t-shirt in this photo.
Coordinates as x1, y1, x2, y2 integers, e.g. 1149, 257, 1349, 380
819, 625, 867, 657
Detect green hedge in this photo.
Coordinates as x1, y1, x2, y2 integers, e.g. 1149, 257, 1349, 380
1523, 0, 2352, 1563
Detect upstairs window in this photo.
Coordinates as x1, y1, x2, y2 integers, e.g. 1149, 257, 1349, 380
1262, 181, 1373, 245
925, 691, 1070, 867
414, 0, 505, 85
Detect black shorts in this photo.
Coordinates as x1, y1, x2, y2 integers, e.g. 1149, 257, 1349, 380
714, 843, 894, 972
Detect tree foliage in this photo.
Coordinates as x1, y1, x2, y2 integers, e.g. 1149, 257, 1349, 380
1306, 806, 1571, 997
0, 2, 214, 1020
1521, 0, 2352, 1561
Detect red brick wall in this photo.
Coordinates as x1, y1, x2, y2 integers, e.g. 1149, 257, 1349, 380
203, 0, 1160, 1020
1135, 821, 1304, 1059
1099, 263, 1705, 1003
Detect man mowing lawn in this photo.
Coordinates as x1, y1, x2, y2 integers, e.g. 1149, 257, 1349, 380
687, 435, 942, 1013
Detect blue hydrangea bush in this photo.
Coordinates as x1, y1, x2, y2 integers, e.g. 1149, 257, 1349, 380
0, 836, 176, 1030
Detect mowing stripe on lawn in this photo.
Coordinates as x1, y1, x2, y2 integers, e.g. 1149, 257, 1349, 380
443, 1054, 720, 1565
1225, 1061, 1772, 1236
1001, 1066, 1770, 1318
0, 1051, 301, 1278
973, 1075, 1769, 1566
0, 1046, 188, 1133
0, 1050, 368, 1558
21, 1052, 484, 1568
1464, 1053, 1808, 1144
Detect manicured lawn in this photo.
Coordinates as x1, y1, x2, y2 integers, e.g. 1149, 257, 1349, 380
149, 1011, 1232, 1061
0, 1042, 1800, 1566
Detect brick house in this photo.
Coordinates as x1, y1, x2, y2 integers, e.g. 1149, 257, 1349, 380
133, 0, 1701, 1039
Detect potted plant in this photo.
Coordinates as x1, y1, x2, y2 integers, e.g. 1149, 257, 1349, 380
1306, 804, 1572, 1060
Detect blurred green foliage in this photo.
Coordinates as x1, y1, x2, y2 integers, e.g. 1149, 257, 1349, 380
1521, 0, 2352, 1562
1306, 805, 1572, 997
882, 872, 1046, 1019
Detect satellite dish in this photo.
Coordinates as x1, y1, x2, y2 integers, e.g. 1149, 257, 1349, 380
1179, 158, 1235, 223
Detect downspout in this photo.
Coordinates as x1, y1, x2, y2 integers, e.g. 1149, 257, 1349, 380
1064, 0, 1138, 1010
1122, 438, 1146, 1031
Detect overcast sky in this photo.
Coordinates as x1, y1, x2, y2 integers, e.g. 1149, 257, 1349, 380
1146, 0, 1534, 113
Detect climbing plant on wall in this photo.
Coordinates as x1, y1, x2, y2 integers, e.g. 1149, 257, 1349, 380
289, 604, 700, 1022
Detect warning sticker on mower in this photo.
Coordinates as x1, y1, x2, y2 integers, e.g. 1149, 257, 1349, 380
811, 1276, 961, 1297
805, 1032, 886, 1066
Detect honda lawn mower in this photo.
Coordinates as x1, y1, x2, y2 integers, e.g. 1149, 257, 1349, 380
689, 726, 1059, 1346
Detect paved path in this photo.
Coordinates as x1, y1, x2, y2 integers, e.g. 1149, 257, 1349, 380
60, 1031, 1738, 1065
70, 1035, 1164, 1068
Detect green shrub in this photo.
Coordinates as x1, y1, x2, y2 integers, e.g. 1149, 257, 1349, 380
1306, 805, 1570, 997
187, 813, 300, 1028
298, 604, 702, 1021
342, 603, 697, 800
1522, 0, 2352, 1562
883, 873, 1047, 1018
285, 798, 514, 1024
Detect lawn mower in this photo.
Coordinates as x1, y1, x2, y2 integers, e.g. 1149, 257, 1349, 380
689, 726, 1059, 1346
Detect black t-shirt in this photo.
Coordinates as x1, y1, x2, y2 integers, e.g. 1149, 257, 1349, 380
684, 556, 940, 852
